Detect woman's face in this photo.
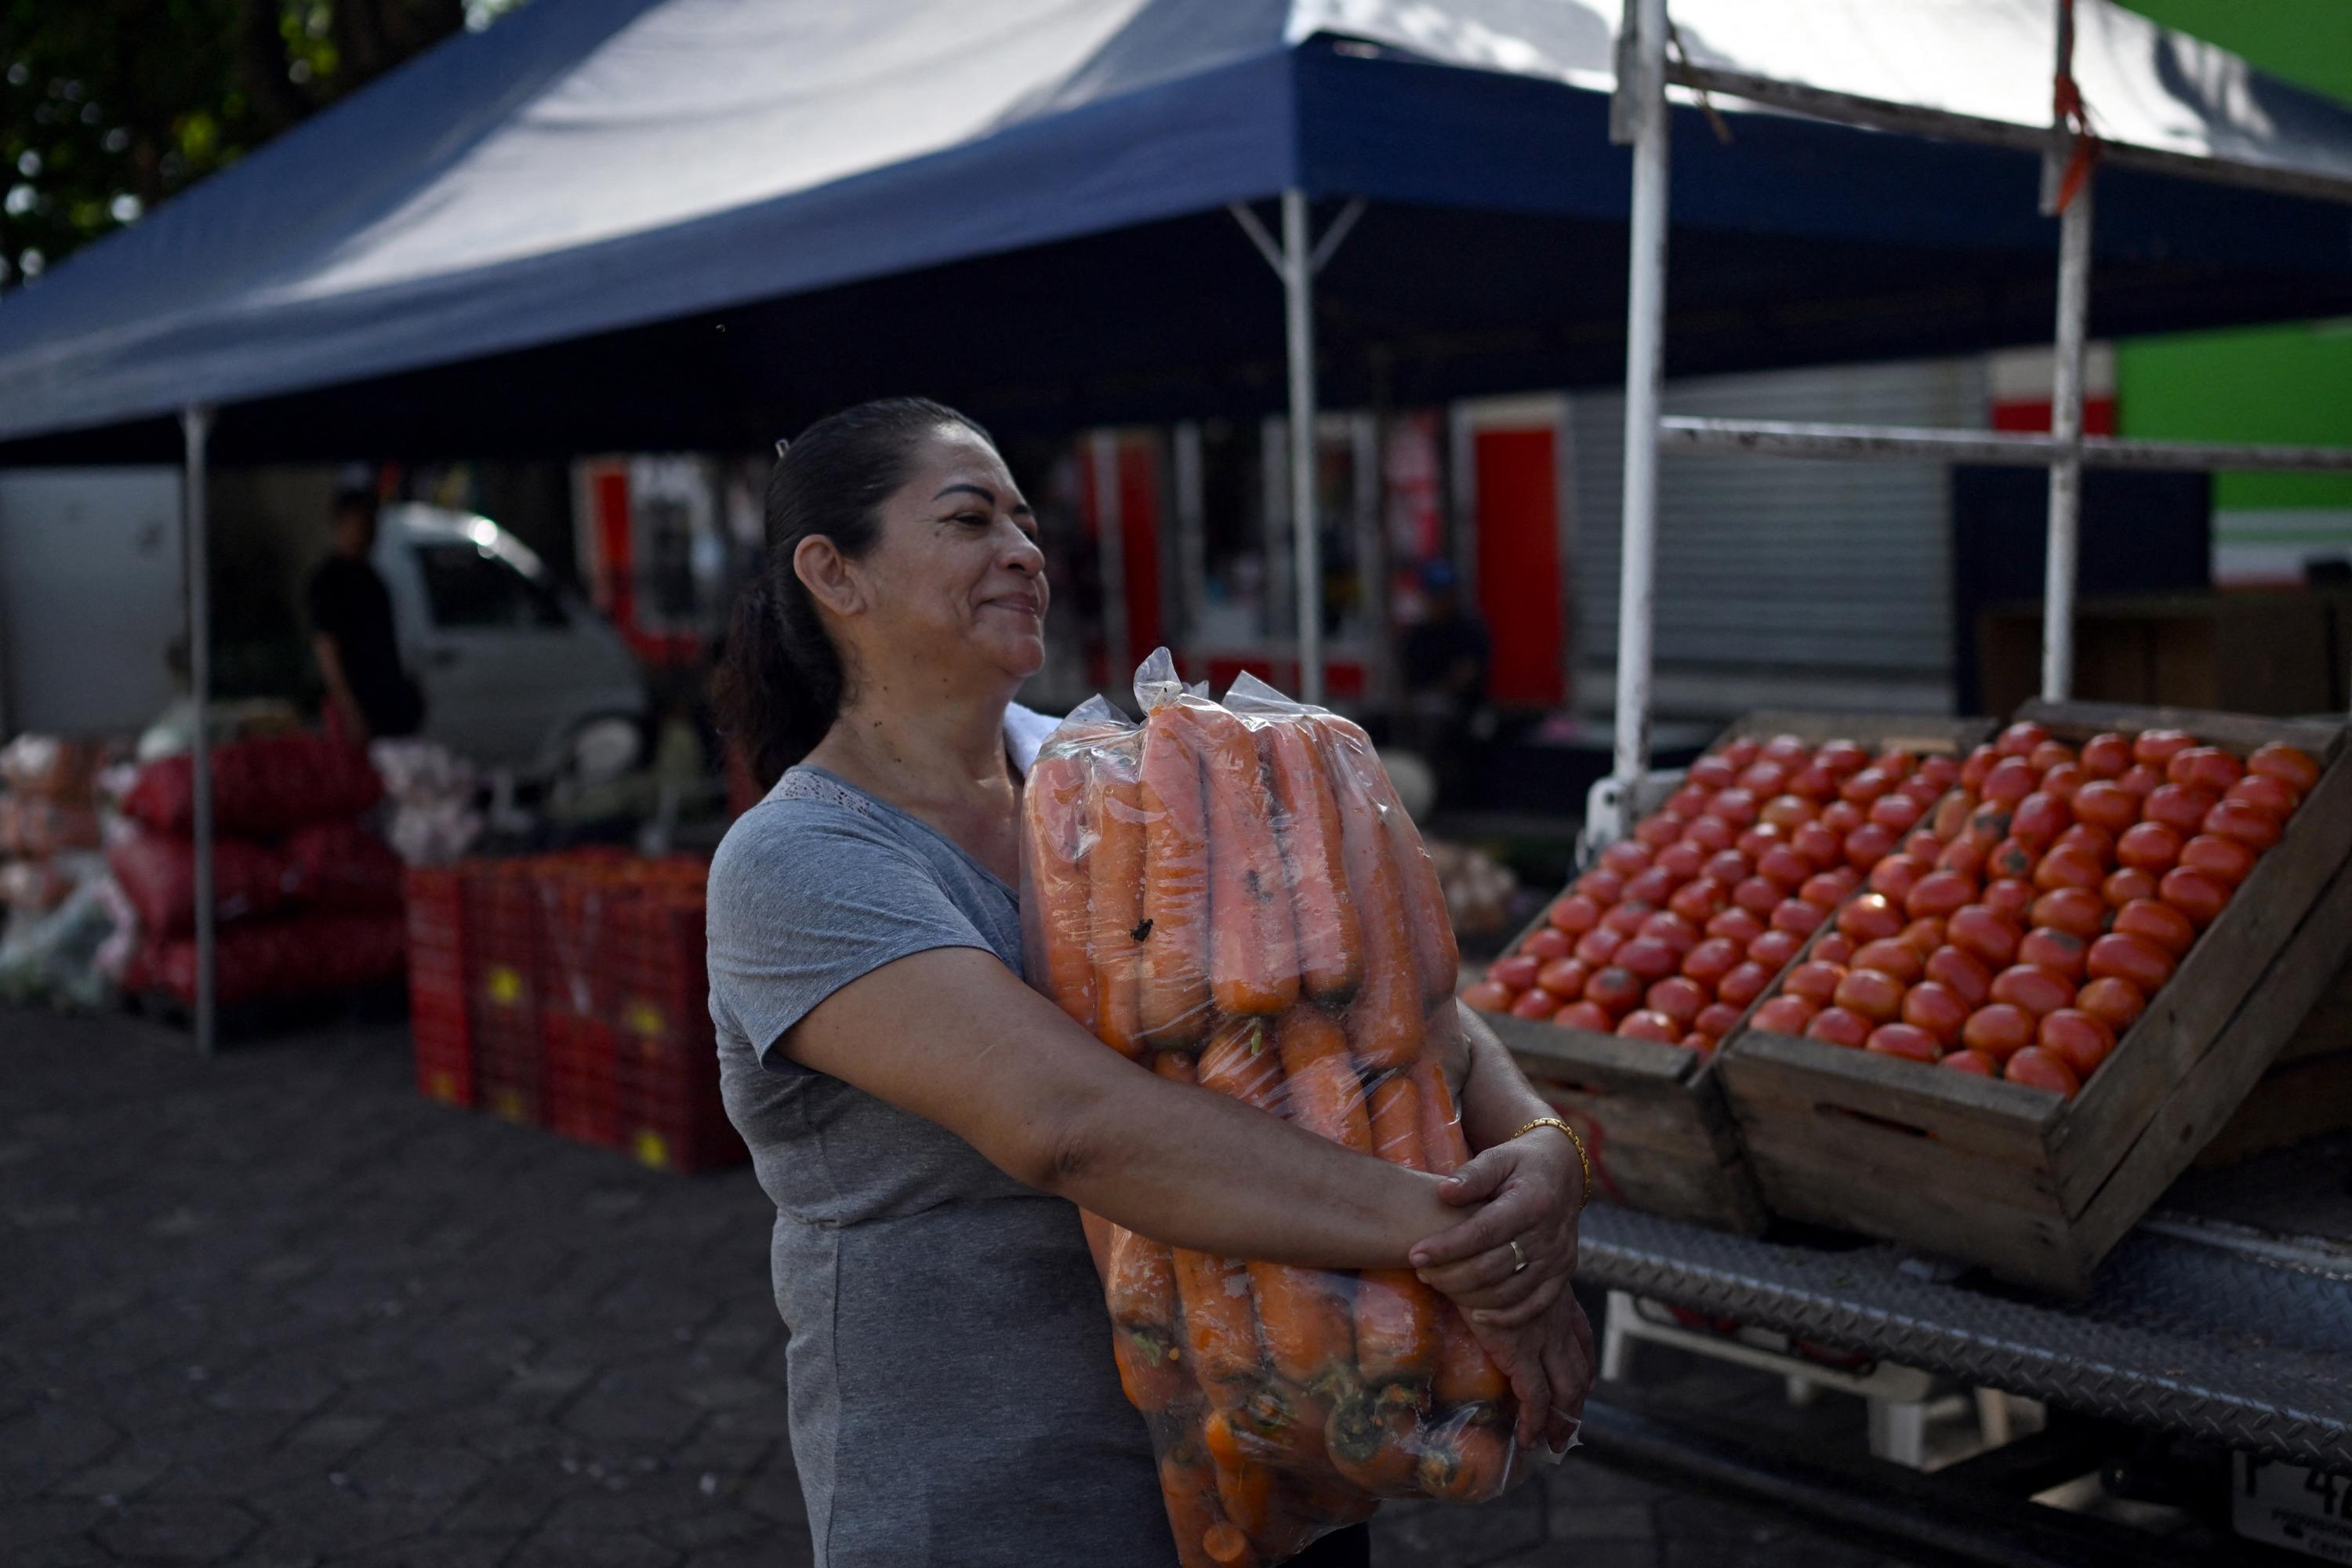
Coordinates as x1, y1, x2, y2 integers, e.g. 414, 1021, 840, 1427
837, 424, 1049, 684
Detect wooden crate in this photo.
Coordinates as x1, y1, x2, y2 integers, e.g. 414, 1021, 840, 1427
1486, 709, 1993, 1234
1719, 701, 2352, 1295
2197, 949, 2352, 1167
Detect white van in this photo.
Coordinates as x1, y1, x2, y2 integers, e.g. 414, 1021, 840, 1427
372, 503, 648, 776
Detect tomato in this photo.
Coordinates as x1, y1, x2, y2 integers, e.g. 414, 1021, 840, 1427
2178, 834, 2256, 888
1751, 995, 1817, 1036
2029, 844, 2104, 895
1947, 905, 2023, 968
1904, 829, 1945, 863
1755, 844, 1815, 892
1640, 910, 1704, 955
1985, 837, 2037, 882
2003, 1047, 2080, 1098
1789, 762, 1840, 802
1584, 965, 1645, 1014
1522, 928, 1574, 964
1930, 793, 1975, 841
1842, 822, 1897, 873
1554, 1000, 1615, 1033
1694, 1001, 1744, 1040
2087, 931, 2175, 993
1576, 868, 1625, 905
2172, 746, 2245, 796
1759, 793, 1817, 833
1839, 768, 1896, 806
1681, 937, 1743, 988
1748, 928, 1804, 971
1460, 980, 1515, 1013
1666, 783, 1715, 820
2028, 886, 2104, 941
1940, 1049, 1998, 1077
1817, 739, 1871, 775
1706, 908, 1766, 946
1851, 938, 1925, 985
1744, 756, 1796, 793
1731, 876, 1784, 919
1875, 747, 1919, 777
1994, 720, 2048, 757
1990, 964, 2073, 1018
1716, 960, 1773, 1009
1983, 878, 2036, 923
1617, 1009, 1681, 1043
1900, 980, 1971, 1045
2102, 867, 2158, 909
1624, 865, 1682, 908
1802, 869, 1860, 909
2143, 784, 2218, 836
1978, 759, 2035, 810
2114, 821, 2182, 875
1635, 812, 1686, 851
1575, 927, 1624, 967
1785, 960, 1847, 1007
1903, 869, 1974, 920
2039, 762, 2086, 802
2070, 781, 2139, 833
1960, 743, 2001, 790
2028, 739, 2077, 772
2158, 867, 2230, 927
1926, 944, 1994, 1008
2038, 1008, 2116, 1080
2076, 975, 2146, 1033
1805, 1007, 1872, 1048
1704, 849, 1755, 886
1789, 821, 1846, 873
1603, 901, 1657, 937
2111, 898, 2194, 960
1772, 898, 1829, 937
2009, 792, 2071, 850
1869, 793, 1925, 835
1834, 967, 1906, 1024
1725, 738, 1766, 770
2055, 823, 2115, 864
2132, 728, 2196, 768
1937, 835, 1990, 880
2226, 774, 2301, 822
2248, 742, 2321, 795
1900, 916, 1948, 957
1737, 825, 1785, 862
1615, 935, 1682, 985
1655, 840, 1709, 882
1835, 893, 1904, 944
1599, 840, 1653, 877
1684, 815, 1737, 854
2080, 732, 2132, 778
1868, 855, 1927, 903
2117, 763, 2165, 799
1488, 956, 1541, 991
1962, 1003, 2036, 1062
1812, 932, 1857, 967
1918, 756, 1961, 791
1817, 804, 1867, 843
1511, 989, 1563, 1021
1712, 787, 1761, 828
1867, 1023, 1943, 1065
2203, 798, 2284, 853
1668, 878, 1729, 924
1647, 975, 1711, 1029
1537, 957, 1596, 1001
2017, 926, 2089, 982
1691, 755, 1739, 791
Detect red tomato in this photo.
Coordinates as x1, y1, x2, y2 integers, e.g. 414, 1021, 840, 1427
1694, 1001, 1743, 1040
1681, 937, 1744, 987
1575, 927, 1624, 966
1982, 878, 2035, 924
1918, 755, 1962, 792
2086, 931, 2175, 993
2071, 782, 2139, 833
1712, 787, 1762, 828
2132, 728, 2196, 768
1511, 989, 1563, 1020
1640, 910, 1704, 956
1683, 815, 1736, 854
1635, 812, 1686, 851
1817, 739, 1872, 776
1666, 783, 1715, 820
1842, 822, 1896, 873
1850, 938, 1925, 985
1460, 980, 1515, 1013
1977, 759, 2034, 810
2143, 784, 2217, 837
1772, 898, 1828, 938
1868, 855, 1928, 903
1751, 995, 1817, 1036
1723, 738, 1766, 770
1961, 1002, 2036, 1062
2178, 834, 2256, 888
1741, 760, 1794, 797
1759, 793, 1817, 832
1930, 793, 1975, 841
1802, 871, 1858, 909
2038, 1008, 2116, 1080
1584, 966, 1645, 1014
1536, 957, 1595, 1000
1784, 960, 1847, 1007
1600, 840, 1653, 877
1788, 821, 1844, 873
2117, 763, 2165, 799
1867, 1023, 1943, 1065
1602, 900, 1657, 936
1947, 905, 2023, 969
1833, 893, 1903, 944
1959, 743, 2001, 789
2169, 746, 2244, 796
1690, 755, 1739, 791
2009, 792, 2071, 850
1904, 829, 1945, 863
1576, 868, 1625, 905
1489, 956, 1541, 990
1904, 869, 1975, 920
1984, 837, 2036, 883
2076, 975, 2146, 1033
2080, 732, 2132, 778
2028, 739, 2077, 772
2004, 1047, 2080, 1097
1789, 762, 1840, 802
2158, 867, 2230, 927
1554, 1000, 1615, 1033
1705, 848, 1755, 886
1615, 935, 1681, 985
1900, 916, 1947, 957
1805, 1007, 1872, 1048
1937, 835, 1990, 880
1834, 967, 1906, 1024
1995, 720, 2049, 757
2227, 774, 2300, 821
1811, 801, 1859, 838
2039, 761, 2086, 801
2017, 927, 2089, 983
1869, 793, 1924, 835
2028, 886, 2104, 940
1940, 1049, 1998, 1077
1522, 927, 1573, 963
2202, 798, 2283, 852
2248, 742, 2321, 794
2102, 867, 2158, 909
1876, 747, 1919, 777
2114, 898, 2195, 958
1748, 928, 1805, 971
1839, 768, 1896, 806
2114, 821, 2182, 874
1624, 865, 1682, 908
1668, 878, 1729, 924
1705, 908, 1766, 945
2055, 824, 2116, 864
1756, 844, 1816, 892
1715, 960, 1773, 1009
1729, 876, 1780, 919
1990, 964, 2073, 1018
1812, 932, 1857, 967
1926, 945, 1994, 1008
1617, 1009, 1681, 1043
1646, 975, 1710, 1029
2031, 844, 2106, 895
1655, 840, 1709, 882
1901, 980, 1970, 1046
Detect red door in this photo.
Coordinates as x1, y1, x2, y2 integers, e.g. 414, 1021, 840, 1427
1472, 427, 1566, 708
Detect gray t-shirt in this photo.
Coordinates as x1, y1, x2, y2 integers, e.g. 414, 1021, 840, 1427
704, 709, 1172, 1568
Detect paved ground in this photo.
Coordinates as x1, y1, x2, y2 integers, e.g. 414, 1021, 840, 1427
1, 1008, 1930, 1567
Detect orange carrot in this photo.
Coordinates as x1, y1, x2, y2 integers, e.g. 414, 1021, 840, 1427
1367, 1073, 1429, 1173
1159, 1443, 1230, 1568
1410, 1056, 1473, 1177
1353, 1268, 1442, 1387
1022, 751, 1096, 1025
1201, 1523, 1261, 1568
1317, 723, 1424, 1072
1115, 1323, 1192, 1416
1139, 708, 1212, 1046
1108, 1225, 1179, 1330
1417, 1417, 1515, 1504
1432, 1309, 1510, 1406
1231, 1377, 1338, 1473
1272, 1005, 1371, 1155
1196, 1015, 1283, 1113
1387, 808, 1460, 1008
1203, 1408, 1276, 1541
1192, 706, 1301, 1018
1172, 1247, 1264, 1409
1261, 719, 1364, 1006
1325, 1386, 1425, 1497
1088, 750, 1149, 1058
1246, 1262, 1354, 1396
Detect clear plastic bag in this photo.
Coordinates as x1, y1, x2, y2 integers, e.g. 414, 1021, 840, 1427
1021, 652, 1516, 1567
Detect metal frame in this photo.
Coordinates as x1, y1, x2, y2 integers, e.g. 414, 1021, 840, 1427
180, 404, 216, 1058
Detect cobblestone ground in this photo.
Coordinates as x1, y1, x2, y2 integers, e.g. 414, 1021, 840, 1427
2, 1010, 1922, 1567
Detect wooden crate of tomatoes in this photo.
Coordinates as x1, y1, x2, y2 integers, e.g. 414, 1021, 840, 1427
1465, 711, 1992, 1233
1717, 702, 2351, 1295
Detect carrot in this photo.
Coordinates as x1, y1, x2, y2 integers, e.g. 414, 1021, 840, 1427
1367, 1073, 1429, 1173
1317, 722, 1424, 1073
1115, 1323, 1192, 1415
1107, 1225, 1178, 1328
1138, 709, 1213, 1046
1353, 1267, 1442, 1387
1417, 1417, 1515, 1504
1088, 750, 1149, 1058
1261, 719, 1363, 1006
1159, 1443, 1230, 1568
1432, 1309, 1510, 1406
1196, 1015, 1283, 1114
1201, 1523, 1261, 1568
1022, 751, 1096, 1025
1172, 1246, 1263, 1408
1388, 808, 1460, 1008
1192, 706, 1301, 1018
1410, 1056, 1473, 1176
1272, 1005, 1371, 1155
1203, 1408, 1276, 1541
1325, 1386, 1425, 1497
1246, 1262, 1354, 1396
1231, 1377, 1338, 1473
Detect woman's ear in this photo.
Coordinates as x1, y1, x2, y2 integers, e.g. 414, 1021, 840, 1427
793, 535, 865, 619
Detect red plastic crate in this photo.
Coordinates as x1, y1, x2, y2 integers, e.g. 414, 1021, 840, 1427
544, 1011, 621, 1149
607, 884, 742, 1173
403, 866, 474, 1107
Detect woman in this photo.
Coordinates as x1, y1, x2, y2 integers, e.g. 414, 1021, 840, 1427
708, 398, 1591, 1568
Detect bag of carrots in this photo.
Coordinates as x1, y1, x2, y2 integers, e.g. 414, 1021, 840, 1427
1021, 652, 1521, 1567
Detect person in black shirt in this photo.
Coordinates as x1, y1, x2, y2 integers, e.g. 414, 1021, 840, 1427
1401, 557, 1491, 807
306, 477, 423, 745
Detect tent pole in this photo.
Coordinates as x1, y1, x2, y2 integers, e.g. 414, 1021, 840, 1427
1612, 0, 1671, 799
1281, 188, 1324, 704
180, 404, 216, 1058
2042, 180, 2092, 702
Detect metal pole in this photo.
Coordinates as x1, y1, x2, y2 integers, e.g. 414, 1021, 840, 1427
1281, 188, 1324, 704
1613, 0, 1670, 788
181, 405, 216, 1057
2041, 182, 2092, 702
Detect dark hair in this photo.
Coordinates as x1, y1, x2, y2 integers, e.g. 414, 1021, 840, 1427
714, 397, 995, 790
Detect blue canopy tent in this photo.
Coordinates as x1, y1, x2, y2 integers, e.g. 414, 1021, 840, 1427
5, 0, 2351, 1050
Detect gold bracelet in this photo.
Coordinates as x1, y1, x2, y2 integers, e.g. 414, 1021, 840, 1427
1513, 1116, 1592, 1217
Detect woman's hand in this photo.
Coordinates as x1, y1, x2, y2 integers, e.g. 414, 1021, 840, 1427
1406, 1127, 1584, 1327
1465, 1286, 1595, 1451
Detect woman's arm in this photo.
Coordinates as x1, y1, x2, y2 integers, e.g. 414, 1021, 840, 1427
781, 945, 1466, 1269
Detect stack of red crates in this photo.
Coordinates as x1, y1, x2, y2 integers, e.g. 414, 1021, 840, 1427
463, 858, 546, 1126
403, 866, 474, 1107
606, 868, 746, 1173
535, 850, 633, 1149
